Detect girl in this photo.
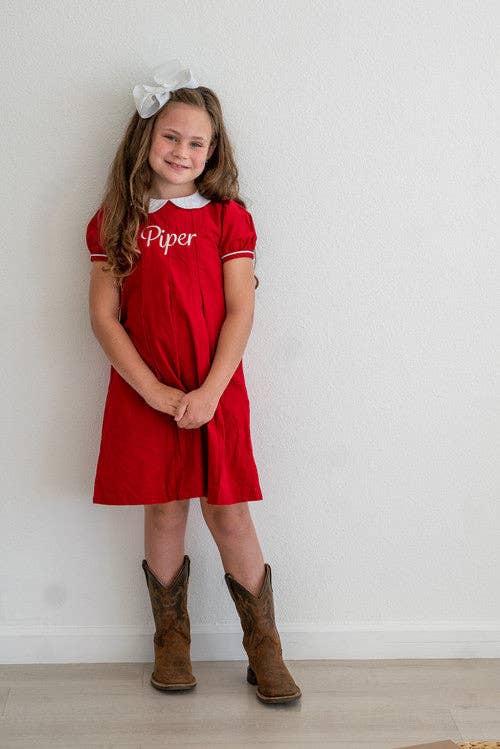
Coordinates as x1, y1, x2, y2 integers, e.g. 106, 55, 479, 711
86, 60, 301, 705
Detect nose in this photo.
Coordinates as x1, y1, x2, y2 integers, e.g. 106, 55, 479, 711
172, 142, 189, 160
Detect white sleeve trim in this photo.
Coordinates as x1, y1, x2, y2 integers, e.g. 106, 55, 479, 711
220, 250, 255, 260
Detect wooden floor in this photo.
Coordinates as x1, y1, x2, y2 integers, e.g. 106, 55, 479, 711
0, 659, 499, 748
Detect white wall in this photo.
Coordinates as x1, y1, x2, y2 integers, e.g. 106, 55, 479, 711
2, 1, 499, 663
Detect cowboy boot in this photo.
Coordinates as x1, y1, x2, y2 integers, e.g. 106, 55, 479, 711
142, 554, 197, 691
224, 563, 302, 704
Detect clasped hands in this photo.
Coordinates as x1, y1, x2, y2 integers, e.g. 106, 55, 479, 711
146, 381, 220, 429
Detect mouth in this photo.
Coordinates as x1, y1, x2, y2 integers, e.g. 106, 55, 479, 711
166, 160, 189, 171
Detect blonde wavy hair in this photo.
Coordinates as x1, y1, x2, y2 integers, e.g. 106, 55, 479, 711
95, 86, 259, 289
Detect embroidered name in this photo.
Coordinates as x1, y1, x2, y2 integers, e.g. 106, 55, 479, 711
140, 224, 197, 255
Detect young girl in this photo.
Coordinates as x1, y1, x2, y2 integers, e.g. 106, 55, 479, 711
86, 60, 301, 705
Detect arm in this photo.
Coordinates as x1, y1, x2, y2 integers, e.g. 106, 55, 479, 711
88, 262, 160, 402
172, 257, 257, 429
201, 257, 256, 400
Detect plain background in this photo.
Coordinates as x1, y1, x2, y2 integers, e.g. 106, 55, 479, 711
1, 0, 499, 663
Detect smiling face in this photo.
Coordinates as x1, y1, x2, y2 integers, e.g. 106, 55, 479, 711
148, 101, 216, 198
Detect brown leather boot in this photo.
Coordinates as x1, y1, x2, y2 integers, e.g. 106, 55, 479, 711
224, 563, 302, 704
142, 555, 197, 691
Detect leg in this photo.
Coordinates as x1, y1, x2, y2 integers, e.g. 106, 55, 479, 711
144, 499, 190, 585
200, 497, 265, 595
142, 499, 196, 691
200, 497, 301, 704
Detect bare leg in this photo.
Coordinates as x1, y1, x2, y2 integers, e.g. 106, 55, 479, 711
200, 497, 266, 596
144, 499, 191, 586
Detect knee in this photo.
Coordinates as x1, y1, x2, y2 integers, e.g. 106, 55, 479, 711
201, 500, 252, 537
145, 501, 189, 531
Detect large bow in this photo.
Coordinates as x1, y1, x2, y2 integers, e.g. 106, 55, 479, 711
133, 59, 199, 118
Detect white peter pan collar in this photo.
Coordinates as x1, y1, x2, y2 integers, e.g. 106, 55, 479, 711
148, 190, 211, 212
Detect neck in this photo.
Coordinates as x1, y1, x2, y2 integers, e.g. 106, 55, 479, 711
149, 179, 197, 200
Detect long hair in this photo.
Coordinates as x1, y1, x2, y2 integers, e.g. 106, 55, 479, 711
95, 86, 259, 289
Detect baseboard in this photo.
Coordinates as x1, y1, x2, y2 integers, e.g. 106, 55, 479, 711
1, 622, 500, 664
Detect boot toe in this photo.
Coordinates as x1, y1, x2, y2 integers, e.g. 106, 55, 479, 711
251, 667, 302, 703
151, 671, 197, 691
256, 684, 302, 703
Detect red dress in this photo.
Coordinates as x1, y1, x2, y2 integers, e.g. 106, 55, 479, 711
86, 191, 263, 506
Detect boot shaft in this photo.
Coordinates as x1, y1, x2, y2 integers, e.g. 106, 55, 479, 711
142, 555, 191, 635
224, 564, 279, 642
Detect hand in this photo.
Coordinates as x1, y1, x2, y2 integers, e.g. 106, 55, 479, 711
174, 386, 220, 429
144, 382, 187, 417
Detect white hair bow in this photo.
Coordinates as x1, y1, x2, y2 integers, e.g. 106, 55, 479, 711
133, 59, 199, 118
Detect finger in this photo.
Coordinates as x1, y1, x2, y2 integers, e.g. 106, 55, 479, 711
177, 411, 192, 428
174, 404, 188, 422
182, 414, 198, 429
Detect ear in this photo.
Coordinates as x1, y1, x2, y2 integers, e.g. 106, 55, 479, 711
207, 141, 216, 160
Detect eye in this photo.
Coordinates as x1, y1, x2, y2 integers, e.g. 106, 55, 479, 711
191, 142, 202, 148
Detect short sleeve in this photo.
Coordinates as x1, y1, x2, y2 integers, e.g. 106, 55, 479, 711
85, 208, 108, 262
218, 199, 257, 264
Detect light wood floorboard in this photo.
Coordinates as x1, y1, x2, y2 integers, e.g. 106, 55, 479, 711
0, 659, 499, 747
